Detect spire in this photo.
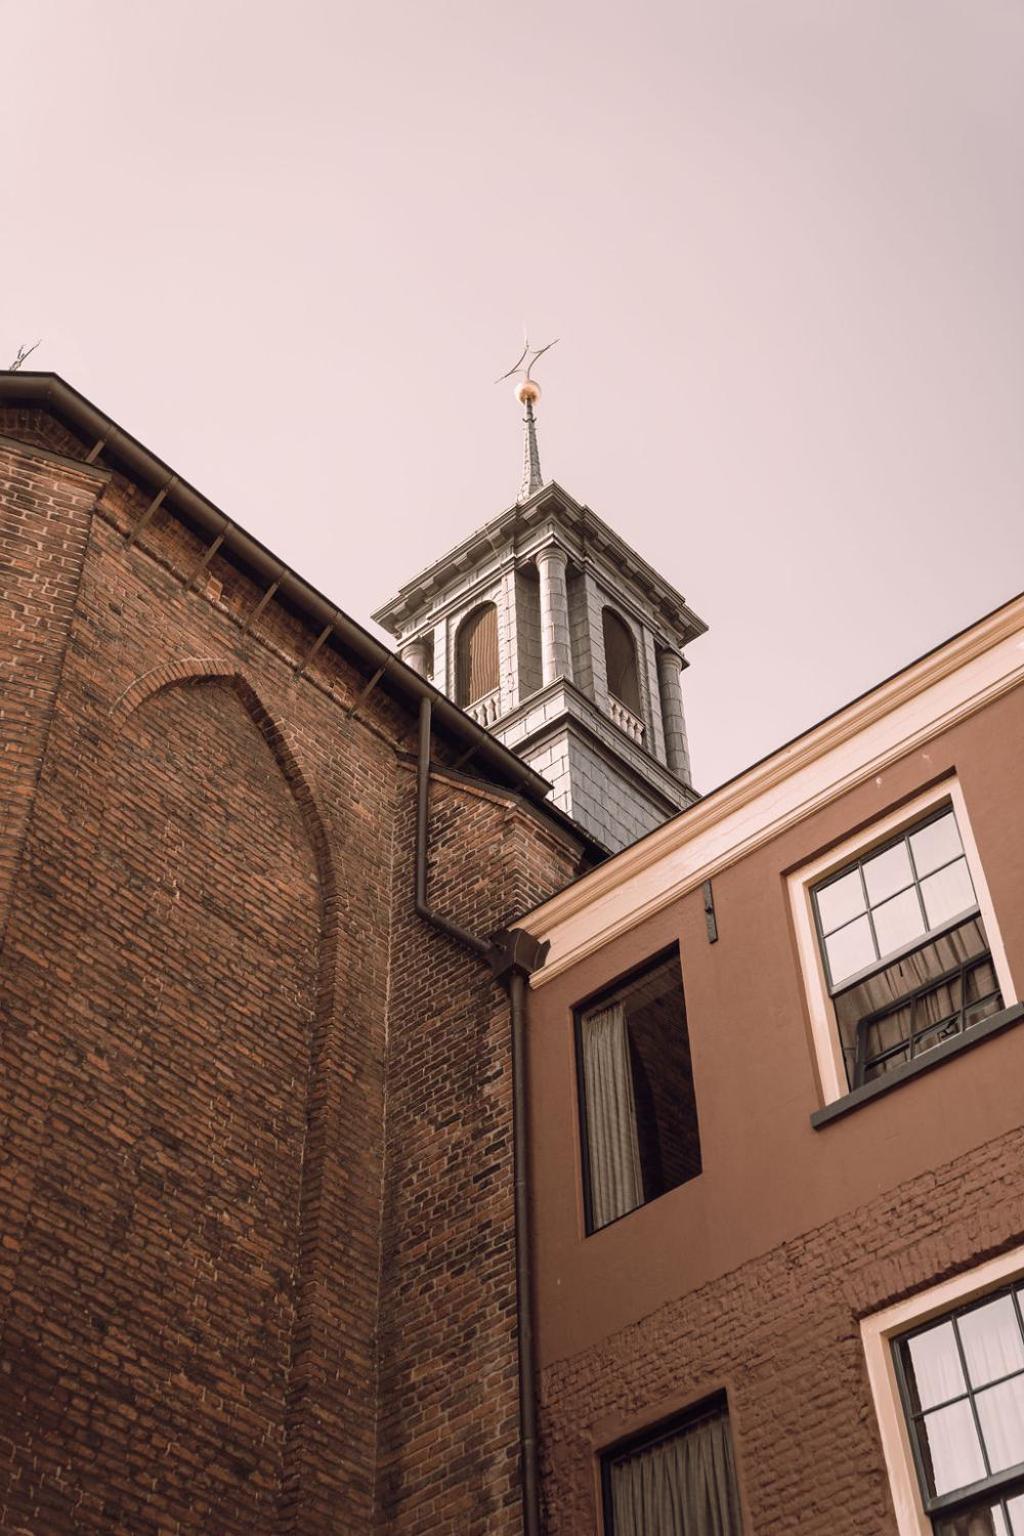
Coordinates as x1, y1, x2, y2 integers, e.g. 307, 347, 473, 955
494, 335, 558, 505
518, 390, 543, 503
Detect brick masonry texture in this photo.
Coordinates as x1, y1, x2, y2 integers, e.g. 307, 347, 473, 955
0, 416, 585, 1535
378, 773, 581, 1536
538, 1126, 1024, 1534
0, 438, 105, 949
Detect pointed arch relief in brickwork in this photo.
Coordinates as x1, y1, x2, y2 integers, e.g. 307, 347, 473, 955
111, 672, 324, 1528
1, 659, 342, 1535
108, 658, 338, 913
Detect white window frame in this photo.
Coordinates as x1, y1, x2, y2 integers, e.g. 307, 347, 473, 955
861, 1244, 1024, 1536
788, 779, 1016, 1106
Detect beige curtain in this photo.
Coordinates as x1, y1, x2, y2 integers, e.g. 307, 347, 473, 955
581, 1003, 643, 1229
860, 974, 962, 1069
610, 1410, 743, 1536
839, 917, 984, 1020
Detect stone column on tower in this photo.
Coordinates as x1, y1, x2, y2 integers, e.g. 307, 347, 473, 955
400, 638, 432, 678
536, 545, 573, 687
656, 647, 690, 779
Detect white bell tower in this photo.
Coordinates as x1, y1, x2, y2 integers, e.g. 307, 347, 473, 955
373, 352, 706, 852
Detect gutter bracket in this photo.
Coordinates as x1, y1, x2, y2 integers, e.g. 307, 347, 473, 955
127, 475, 177, 547
702, 878, 718, 943
242, 571, 284, 635
346, 662, 388, 721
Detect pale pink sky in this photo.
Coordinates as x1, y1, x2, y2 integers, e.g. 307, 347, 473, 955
3, 1, 1022, 790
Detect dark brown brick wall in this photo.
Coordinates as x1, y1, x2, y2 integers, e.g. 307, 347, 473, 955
2, 674, 322, 1535
0, 436, 105, 947
0, 421, 586, 1535
377, 771, 581, 1536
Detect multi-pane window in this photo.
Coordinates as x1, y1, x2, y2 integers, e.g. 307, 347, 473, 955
811, 807, 1003, 1089
602, 1396, 743, 1536
894, 1284, 1024, 1532
576, 950, 701, 1234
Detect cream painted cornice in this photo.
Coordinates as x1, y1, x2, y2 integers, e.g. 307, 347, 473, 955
524, 595, 1024, 985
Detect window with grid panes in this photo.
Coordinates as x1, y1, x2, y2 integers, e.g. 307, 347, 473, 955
894, 1284, 1024, 1533
811, 806, 1002, 1089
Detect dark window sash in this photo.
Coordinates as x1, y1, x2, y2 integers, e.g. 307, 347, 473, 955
892, 1281, 1024, 1519
811, 802, 969, 993
826, 904, 982, 1000
852, 946, 999, 1087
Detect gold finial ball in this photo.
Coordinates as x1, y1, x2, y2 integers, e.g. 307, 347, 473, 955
515, 379, 541, 405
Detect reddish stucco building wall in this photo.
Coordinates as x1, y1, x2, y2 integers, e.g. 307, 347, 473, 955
523, 643, 1024, 1534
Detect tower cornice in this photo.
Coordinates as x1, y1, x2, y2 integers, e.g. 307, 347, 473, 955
372, 481, 708, 649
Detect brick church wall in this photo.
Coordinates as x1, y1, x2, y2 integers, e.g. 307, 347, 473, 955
378, 771, 581, 1536
0, 437, 104, 948
0, 416, 586, 1535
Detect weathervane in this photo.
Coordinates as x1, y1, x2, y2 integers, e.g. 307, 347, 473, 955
495, 335, 558, 504
8, 340, 40, 373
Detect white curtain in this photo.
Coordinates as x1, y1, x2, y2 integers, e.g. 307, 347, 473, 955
906, 1323, 968, 1411
911, 1296, 1024, 1499
581, 1003, 643, 1229
959, 1295, 1024, 1393
610, 1410, 743, 1536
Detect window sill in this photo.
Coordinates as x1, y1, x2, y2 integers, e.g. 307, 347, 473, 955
810, 1002, 1024, 1129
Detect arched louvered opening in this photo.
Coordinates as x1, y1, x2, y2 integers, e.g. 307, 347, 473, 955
456, 602, 500, 706
602, 608, 642, 715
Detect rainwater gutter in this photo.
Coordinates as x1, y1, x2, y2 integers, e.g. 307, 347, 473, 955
415, 694, 547, 1536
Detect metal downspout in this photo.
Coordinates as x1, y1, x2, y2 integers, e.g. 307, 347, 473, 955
414, 695, 546, 1536
508, 964, 540, 1536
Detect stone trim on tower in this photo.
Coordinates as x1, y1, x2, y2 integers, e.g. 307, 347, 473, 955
536, 544, 573, 687
373, 483, 707, 852
656, 647, 690, 780
400, 637, 432, 678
